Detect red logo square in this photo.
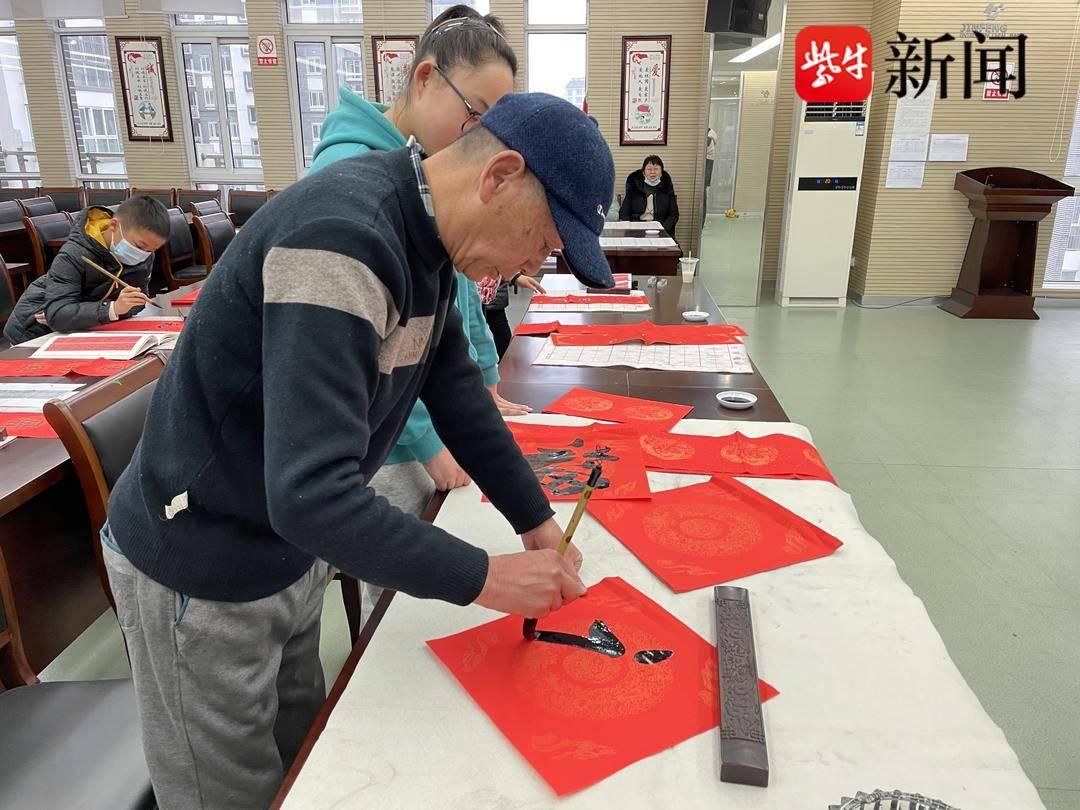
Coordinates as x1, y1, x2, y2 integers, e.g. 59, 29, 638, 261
795, 25, 873, 103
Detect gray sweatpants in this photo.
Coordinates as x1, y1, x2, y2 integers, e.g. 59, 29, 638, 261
103, 540, 331, 810
363, 460, 436, 625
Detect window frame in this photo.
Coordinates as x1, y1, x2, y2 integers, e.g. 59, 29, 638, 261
428, 0, 490, 21
0, 32, 40, 186
172, 34, 264, 186
524, 0, 589, 109
284, 27, 365, 174
57, 27, 128, 185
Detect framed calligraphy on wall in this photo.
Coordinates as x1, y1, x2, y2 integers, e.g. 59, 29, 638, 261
620, 36, 671, 146
115, 37, 174, 142
372, 36, 418, 105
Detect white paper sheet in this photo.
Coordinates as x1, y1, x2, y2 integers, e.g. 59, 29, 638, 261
531, 338, 753, 373
928, 133, 970, 161
892, 79, 936, 137
885, 161, 926, 189
604, 220, 663, 231
888, 134, 929, 161
0, 382, 84, 411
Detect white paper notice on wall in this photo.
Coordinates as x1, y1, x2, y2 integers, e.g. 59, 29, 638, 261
928, 134, 970, 161
889, 135, 929, 162
886, 161, 926, 189
893, 80, 936, 137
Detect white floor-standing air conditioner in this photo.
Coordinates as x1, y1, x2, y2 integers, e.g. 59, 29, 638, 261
775, 97, 871, 307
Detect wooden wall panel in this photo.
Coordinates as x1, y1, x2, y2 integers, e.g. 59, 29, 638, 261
587, 0, 711, 251
105, 0, 192, 188
246, 0, 297, 188
855, 0, 1080, 296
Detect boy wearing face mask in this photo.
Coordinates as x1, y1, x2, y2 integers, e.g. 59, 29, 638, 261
3, 195, 170, 346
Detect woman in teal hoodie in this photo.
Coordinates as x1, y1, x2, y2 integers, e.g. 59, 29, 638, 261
311, 6, 528, 621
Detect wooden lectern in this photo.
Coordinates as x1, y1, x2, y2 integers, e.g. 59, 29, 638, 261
941, 167, 1074, 319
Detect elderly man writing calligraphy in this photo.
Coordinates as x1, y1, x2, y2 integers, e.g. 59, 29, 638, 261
102, 93, 615, 808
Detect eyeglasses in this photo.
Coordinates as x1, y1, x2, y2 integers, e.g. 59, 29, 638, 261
434, 65, 483, 132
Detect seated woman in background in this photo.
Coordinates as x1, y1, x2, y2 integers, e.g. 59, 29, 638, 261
618, 155, 679, 236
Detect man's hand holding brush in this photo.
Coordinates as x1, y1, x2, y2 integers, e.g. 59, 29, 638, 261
475, 546, 586, 618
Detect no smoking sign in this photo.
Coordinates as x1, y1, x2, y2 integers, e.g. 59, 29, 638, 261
256, 35, 278, 67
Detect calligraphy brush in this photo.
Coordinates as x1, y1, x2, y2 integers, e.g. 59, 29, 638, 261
523, 462, 602, 641
82, 256, 137, 291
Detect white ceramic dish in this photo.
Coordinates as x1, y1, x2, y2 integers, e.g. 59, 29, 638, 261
681, 310, 710, 322
716, 390, 758, 410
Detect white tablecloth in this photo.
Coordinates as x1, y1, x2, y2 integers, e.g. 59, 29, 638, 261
283, 417, 1043, 809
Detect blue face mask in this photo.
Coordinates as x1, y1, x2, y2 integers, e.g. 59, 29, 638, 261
643, 174, 661, 187
110, 222, 152, 266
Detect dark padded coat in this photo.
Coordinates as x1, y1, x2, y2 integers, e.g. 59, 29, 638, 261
3, 206, 153, 345
618, 169, 680, 235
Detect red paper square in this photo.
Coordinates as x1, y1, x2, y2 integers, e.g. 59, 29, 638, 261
794, 26, 873, 103
638, 430, 836, 483
588, 477, 843, 592
544, 387, 693, 431
500, 422, 652, 501
69, 359, 139, 377
0, 359, 76, 377
0, 412, 57, 439
427, 576, 779, 796
514, 320, 563, 336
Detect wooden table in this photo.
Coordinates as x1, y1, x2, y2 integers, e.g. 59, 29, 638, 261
0, 285, 197, 679
555, 225, 682, 277
500, 275, 786, 422
275, 274, 787, 804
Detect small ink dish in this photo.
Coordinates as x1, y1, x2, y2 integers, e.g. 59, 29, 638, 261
682, 310, 709, 322
716, 391, 758, 410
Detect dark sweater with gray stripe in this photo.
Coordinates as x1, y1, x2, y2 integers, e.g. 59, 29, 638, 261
108, 148, 553, 603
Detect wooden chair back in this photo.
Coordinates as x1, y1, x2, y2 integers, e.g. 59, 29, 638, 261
38, 187, 85, 213
16, 196, 57, 218
22, 211, 74, 278
187, 199, 223, 218
0, 255, 16, 329
192, 212, 235, 271
131, 189, 176, 208
0, 188, 40, 203
42, 354, 167, 610
226, 189, 270, 227
176, 188, 221, 211
84, 187, 131, 208
157, 207, 207, 290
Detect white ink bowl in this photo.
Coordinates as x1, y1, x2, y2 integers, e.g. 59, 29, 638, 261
716, 391, 758, 410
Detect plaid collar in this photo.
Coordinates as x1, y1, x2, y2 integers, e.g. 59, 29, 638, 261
406, 136, 435, 219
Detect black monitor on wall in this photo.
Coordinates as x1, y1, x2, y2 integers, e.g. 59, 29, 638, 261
706, 0, 771, 37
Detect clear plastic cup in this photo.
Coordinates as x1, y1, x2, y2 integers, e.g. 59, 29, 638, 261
679, 257, 699, 282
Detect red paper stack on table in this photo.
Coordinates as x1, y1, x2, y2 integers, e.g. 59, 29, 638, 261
637, 429, 836, 483
543, 386, 694, 431
427, 576, 779, 796
550, 322, 746, 347
171, 287, 201, 307
588, 476, 843, 592
0, 358, 138, 378
89, 318, 185, 333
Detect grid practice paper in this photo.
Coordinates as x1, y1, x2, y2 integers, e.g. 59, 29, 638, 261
532, 338, 753, 373
529, 291, 652, 313
603, 220, 664, 230
0, 382, 84, 411
599, 237, 678, 248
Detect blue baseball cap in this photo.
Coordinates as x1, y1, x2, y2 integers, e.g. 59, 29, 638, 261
480, 93, 615, 288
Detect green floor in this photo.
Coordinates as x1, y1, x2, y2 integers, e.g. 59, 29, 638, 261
723, 299, 1080, 810
40, 290, 1079, 809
